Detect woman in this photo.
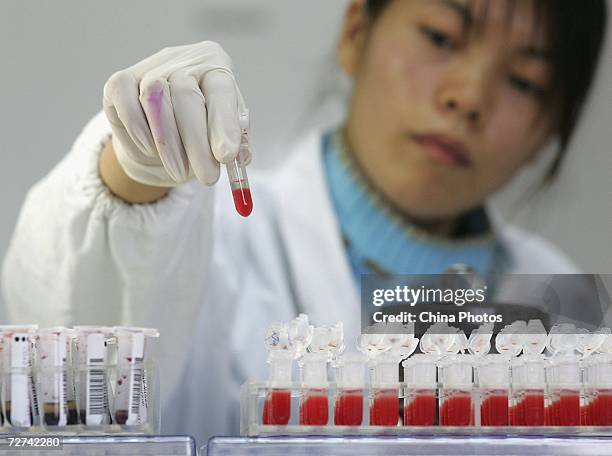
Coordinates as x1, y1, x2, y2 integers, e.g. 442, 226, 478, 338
2, 0, 607, 442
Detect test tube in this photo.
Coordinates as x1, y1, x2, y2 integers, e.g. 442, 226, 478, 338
402, 355, 437, 426
262, 351, 293, 425
0, 325, 38, 427
113, 327, 159, 426
298, 352, 329, 426
510, 355, 546, 426
74, 326, 113, 426
583, 353, 612, 426
227, 112, 253, 218
334, 353, 366, 426
438, 356, 474, 426
545, 354, 581, 426
476, 355, 510, 426
35, 328, 73, 427
369, 352, 400, 426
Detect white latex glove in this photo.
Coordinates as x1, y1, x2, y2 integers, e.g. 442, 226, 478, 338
103, 41, 251, 187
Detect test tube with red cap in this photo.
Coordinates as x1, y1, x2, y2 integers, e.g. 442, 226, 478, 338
227, 112, 253, 217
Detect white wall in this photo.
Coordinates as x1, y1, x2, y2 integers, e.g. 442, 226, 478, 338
1, 0, 611, 315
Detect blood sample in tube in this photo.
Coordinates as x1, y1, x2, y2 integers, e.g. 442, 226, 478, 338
404, 391, 436, 426
334, 391, 363, 426
522, 393, 545, 426
370, 390, 399, 426
262, 390, 291, 425
558, 392, 580, 426
299, 391, 328, 425
227, 114, 253, 218
480, 393, 508, 426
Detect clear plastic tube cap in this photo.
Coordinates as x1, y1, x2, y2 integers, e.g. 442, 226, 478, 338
402, 354, 437, 387
300, 352, 328, 388
440, 356, 473, 388
476, 355, 510, 388
267, 350, 294, 387
337, 352, 366, 389
372, 352, 401, 387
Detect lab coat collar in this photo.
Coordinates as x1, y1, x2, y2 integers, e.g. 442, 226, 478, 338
273, 131, 361, 338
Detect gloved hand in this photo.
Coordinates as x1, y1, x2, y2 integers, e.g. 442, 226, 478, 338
103, 41, 251, 187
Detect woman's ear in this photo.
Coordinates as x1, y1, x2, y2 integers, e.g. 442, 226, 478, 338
337, 0, 370, 78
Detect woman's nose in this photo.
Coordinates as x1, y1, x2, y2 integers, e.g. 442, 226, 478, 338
436, 58, 495, 128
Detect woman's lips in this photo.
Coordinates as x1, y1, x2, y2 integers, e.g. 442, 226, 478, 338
412, 134, 472, 167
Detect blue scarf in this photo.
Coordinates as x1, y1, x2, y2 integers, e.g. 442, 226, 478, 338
322, 131, 504, 282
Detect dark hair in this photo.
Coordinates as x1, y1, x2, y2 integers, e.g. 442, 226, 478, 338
366, 0, 608, 182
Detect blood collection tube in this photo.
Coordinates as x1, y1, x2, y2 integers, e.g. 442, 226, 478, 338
0, 325, 38, 427
438, 356, 474, 426
546, 354, 581, 426
35, 328, 74, 427
262, 351, 293, 425
402, 355, 437, 426
74, 326, 113, 426
227, 113, 253, 218
476, 355, 509, 426
298, 352, 329, 426
583, 353, 612, 426
334, 353, 366, 426
369, 352, 400, 426
113, 327, 159, 426
510, 356, 546, 426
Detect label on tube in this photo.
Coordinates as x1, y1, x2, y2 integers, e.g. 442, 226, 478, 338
115, 331, 146, 425
85, 332, 108, 425
37, 330, 69, 426
10, 333, 33, 427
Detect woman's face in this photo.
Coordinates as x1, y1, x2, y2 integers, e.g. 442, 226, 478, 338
342, 0, 555, 221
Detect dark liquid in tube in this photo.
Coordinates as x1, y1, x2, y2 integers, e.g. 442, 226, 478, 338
43, 403, 61, 426
115, 409, 129, 425
67, 401, 78, 425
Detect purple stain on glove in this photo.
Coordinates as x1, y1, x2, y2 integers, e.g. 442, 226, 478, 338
147, 84, 165, 141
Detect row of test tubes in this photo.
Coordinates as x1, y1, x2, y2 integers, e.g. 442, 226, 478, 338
0, 325, 158, 430
255, 316, 612, 428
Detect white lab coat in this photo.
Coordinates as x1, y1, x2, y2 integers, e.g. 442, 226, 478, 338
1, 112, 579, 443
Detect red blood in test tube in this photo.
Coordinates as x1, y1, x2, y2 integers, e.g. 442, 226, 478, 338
544, 404, 552, 426
522, 394, 545, 426
480, 393, 508, 426
232, 188, 253, 218
552, 399, 561, 426
299, 393, 329, 425
558, 393, 580, 426
440, 394, 473, 426
588, 398, 595, 426
262, 390, 291, 425
370, 391, 399, 426
598, 393, 612, 425
509, 404, 517, 426
404, 392, 436, 426
334, 392, 364, 426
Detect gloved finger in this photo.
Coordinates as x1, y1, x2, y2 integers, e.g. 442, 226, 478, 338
103, 70, 157, 158
139, 75, 189, 184
103, 104, 167, 184
199, 70, 241, 164
169, 73, 220, 186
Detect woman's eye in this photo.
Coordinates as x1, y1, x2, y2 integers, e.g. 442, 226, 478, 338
509, 75, 545, 98
420, 26, 456, 50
